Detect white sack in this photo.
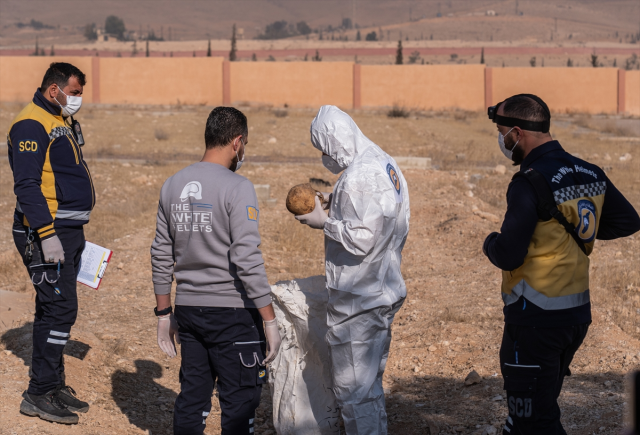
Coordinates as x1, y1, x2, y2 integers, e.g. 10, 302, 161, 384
269, 276, 341, 435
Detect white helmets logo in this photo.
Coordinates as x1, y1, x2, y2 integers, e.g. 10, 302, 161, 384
180, 181, 202, 202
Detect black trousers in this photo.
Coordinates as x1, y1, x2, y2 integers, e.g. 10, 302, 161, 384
173, 306, 267, 435
500, 322, 590, 435
12, 221, 85, 396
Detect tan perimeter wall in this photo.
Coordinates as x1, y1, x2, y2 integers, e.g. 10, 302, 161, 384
360, 64, 485, 111
0, 56, 95, 103
492, 67, 619, 114
625, 71, 640, 117
229, 62, 353, 109
99, 57, 224, 106
0, 57, 634, 116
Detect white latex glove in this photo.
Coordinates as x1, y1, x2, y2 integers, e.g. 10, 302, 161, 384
157, 313, 180, 358
41, 235, 65, 264
295, 196, 328, 229
262, 318, 282, 365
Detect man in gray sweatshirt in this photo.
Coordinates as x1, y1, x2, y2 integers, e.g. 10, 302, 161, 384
150, 107, 281, 435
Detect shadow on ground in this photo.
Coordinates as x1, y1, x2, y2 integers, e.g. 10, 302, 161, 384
1, 322, 34, 368
385, 372, 630, 434
0, 323, 631, 434
111, 359, 178, 435
0, 321, 92, 365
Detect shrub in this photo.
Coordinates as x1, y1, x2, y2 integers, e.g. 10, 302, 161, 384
387, 105, 410, 118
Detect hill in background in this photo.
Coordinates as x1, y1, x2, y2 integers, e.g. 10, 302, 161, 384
1, 0, 639, 47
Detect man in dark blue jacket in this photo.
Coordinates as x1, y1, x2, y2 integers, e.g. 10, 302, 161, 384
483, 94, 640, 434
8, 62, 95, 425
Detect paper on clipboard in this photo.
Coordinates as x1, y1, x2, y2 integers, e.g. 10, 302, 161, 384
77, 241, 112, 289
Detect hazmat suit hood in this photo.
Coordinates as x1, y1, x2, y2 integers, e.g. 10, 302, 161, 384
310, 105, 376, 170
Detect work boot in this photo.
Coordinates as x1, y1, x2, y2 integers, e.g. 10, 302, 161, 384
20, 390, 79, 424
55, 385, 90, 413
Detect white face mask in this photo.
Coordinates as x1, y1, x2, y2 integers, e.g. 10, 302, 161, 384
498, 127, 519, 161
55, 86, 82, 117
232, 138, 245, 172
322, 155, 344, 174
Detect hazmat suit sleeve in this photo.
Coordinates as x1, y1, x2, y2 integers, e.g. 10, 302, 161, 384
323, 176, 386, 257
151, 182, 175, 295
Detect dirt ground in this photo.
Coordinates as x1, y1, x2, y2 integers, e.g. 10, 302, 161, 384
0, 104, 639, 434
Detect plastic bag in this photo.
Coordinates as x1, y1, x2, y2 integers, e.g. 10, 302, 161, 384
269, 276, 341, 434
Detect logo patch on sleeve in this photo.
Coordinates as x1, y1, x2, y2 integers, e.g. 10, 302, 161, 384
386, 163, 401, 194
378, 158, 403, 203
258, 369, 266, 379
576, 199, 597, 243
18, 140, 38, 153
247, 206, 259, 221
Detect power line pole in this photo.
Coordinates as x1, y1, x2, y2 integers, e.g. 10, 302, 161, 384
353, 0, 356, 29
515, 0, 519, 15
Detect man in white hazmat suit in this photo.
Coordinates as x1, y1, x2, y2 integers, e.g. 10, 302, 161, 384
295, 105, 410, 434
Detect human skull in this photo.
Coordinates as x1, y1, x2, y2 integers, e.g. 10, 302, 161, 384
286, 183, 326, 215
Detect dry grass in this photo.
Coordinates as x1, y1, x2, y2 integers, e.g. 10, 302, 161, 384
591, 250, 640, 337
262, 217, 325, 279
387, 105, 411, 118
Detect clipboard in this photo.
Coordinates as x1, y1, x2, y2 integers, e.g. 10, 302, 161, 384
77, 241, 113, 289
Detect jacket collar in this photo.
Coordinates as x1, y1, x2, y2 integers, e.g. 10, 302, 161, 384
521, 140, 564, 169
33, 89, 64, 118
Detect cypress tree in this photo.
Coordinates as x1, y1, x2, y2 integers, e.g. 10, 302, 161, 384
229, 24, 237, 61
395, 40, 403, 65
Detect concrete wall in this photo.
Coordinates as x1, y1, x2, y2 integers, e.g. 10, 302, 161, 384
0, 56, 634, 117
492, 67, 619, 114
229, 62, 353, 109
360, 64, 485, 111
99, 57, 224, 106
625, 71, 640, 117
0, 56, 95, 103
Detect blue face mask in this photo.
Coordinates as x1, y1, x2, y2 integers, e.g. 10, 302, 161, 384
232, 138, 245, 172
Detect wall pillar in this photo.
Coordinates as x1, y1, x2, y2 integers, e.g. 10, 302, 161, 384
91, 56, 100, 104
353, 63, 361, 110
484, 67, 493, 109
618, 69, 626, 114
222, 60, 231, 105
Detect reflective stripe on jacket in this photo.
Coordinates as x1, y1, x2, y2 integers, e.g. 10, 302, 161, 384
8, 90, 94, 239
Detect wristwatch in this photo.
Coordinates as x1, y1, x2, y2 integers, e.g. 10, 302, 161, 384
154, 306, 173, 317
